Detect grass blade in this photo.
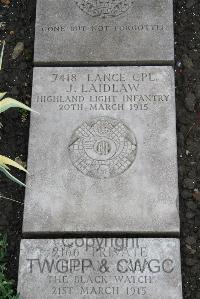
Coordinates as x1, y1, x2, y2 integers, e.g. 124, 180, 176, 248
0, 155, 28, 173
0, 163, 10, 170
0, 40, 5, 71
0, 92, 7, 100
0, 166, 26, 187
0, 98, 39, 114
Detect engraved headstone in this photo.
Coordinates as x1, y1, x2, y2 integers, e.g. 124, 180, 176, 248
18, 238, 183, 298
23, 66, 179, 234
34, 0, 174, 65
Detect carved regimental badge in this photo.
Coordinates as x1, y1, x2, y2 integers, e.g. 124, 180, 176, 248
75, 0, 133, 18
69, 117, 137, 179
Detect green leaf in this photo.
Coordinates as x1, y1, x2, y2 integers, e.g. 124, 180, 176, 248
0, 234, 20, 299
0, 98, 39, 114
0, 163, 10, 170
0, 41, 5, 71
0, 92, 6, 100
0, 166, 26, 187
0, 155, 27, 173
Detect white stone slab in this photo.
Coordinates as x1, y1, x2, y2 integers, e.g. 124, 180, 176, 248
18, 238, 183, 299
34, 0, 174, 65
23, 66, 179, 234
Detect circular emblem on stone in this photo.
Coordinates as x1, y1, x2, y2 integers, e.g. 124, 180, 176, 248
75, 0, 133, 18
68, 117, 137, 179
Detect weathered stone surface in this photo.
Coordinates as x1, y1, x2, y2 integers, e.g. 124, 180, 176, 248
23, 66, 179, 234
18, 238, 183, 299
34, 0, 174, 65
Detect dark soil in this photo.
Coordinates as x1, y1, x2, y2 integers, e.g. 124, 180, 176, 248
175, 1, 200, 298
0, 0, 200, 298
0, 0, 36, 287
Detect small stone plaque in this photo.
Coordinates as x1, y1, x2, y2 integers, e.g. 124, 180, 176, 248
23, 66, 179, 234
34, 0, 174, 65
18, 238, 183, 298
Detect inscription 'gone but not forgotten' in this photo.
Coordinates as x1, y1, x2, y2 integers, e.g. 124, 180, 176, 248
34, 0, 174, 64
23, 66, 179, 234
18, 238, 183, 299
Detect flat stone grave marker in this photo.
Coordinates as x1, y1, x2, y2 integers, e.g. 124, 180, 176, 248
34, 0, 174, 65
23, 66, 179, 234
18, 238, 183, 298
